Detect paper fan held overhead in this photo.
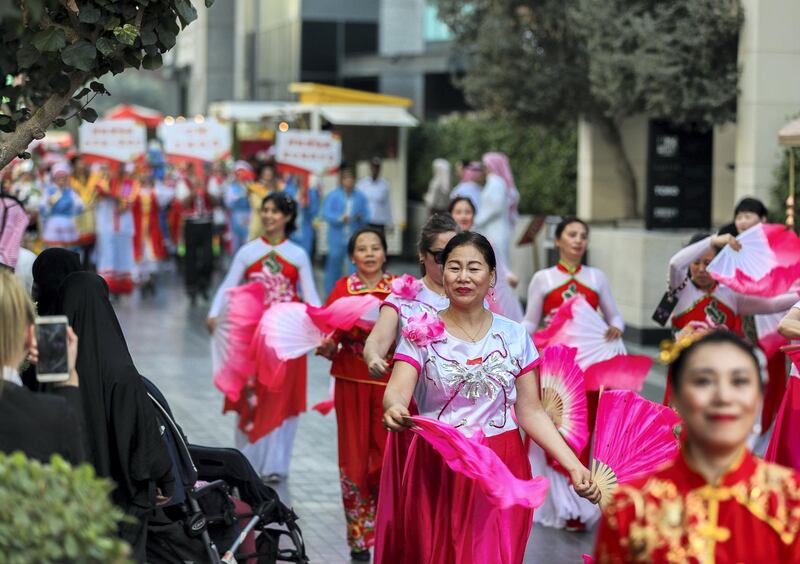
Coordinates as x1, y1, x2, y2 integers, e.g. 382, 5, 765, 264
538, 345, 590, 454
708, 223, 800, 297
591, 390, 681, 505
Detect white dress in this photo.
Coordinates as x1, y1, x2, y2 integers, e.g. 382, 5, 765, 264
209, 237, 321, 477
474, 173, 512, 264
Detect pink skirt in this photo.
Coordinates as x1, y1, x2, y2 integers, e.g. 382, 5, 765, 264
375, 428, 533, 564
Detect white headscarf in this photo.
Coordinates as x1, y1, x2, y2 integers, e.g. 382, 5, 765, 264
424, 158, 452, 211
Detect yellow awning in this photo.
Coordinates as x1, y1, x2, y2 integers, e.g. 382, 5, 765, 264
289, 82, 412, 108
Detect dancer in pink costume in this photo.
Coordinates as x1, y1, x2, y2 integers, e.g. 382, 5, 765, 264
363, 213, 460, 563
379, 232, 600, 564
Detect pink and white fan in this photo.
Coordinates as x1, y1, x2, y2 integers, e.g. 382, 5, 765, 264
534, 295, 626, 367
212, 282, 265, 401
258, 294, 381, 361
708, 223, 800, 297
756, 311, 790, 359
534, 295, 651, 391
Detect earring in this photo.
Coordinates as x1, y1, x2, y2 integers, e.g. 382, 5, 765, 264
488, 287, 496, 303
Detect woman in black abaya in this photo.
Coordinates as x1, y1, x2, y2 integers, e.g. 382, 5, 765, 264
57, 272, 174, 561
32, 247, 82, 315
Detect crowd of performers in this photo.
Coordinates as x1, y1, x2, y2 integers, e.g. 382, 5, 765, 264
202, 135, 800, 562
11, 145, 800, 561
2, 152, 400, 306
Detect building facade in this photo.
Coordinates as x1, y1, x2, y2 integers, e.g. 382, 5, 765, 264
168, 0, 466, 119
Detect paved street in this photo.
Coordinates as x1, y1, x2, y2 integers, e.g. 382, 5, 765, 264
113, 259, 662, 563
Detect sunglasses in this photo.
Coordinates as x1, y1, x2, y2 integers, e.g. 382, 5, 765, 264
428, 249, 445, 264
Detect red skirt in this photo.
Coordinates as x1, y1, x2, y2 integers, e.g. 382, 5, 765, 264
223, 356, 307, 443
375, 428, 533, 564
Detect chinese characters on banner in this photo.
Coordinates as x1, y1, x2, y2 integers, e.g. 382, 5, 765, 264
79, 119, 147, 163
275, 131, 342, 174
158, 119, 232, 162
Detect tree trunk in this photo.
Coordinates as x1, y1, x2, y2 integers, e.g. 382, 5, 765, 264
0, 73, 86, 172
593, 115, 639, 219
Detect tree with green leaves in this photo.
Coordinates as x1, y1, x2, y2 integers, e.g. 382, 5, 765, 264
434, 0, 742, 218
0, 0, 213, 171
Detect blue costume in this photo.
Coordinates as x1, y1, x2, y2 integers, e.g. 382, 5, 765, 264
223, 180, 252, 254
40, 184, 84, 248
284, 178, 320, 259
322, 186, 369, 295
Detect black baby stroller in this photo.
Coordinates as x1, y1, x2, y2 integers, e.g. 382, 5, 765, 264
142, 378, 308, 563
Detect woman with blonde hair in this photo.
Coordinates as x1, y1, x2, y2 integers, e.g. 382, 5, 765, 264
0, 269, 84, 464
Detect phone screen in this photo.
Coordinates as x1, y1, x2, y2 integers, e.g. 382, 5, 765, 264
36, 322, 68, 377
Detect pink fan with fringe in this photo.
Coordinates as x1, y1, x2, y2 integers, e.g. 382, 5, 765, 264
212, 281, 265, 401
258, 302, 327, 360
538, 345, 589, 453
258, 295, 382, 361
534, 295, 627, 368
583, 354, 653, 392
708, 223, 800, 297
765, 345, 800, 469
591, 390, 681, 504
307, 295, 381, 333
409, 416, 549, 509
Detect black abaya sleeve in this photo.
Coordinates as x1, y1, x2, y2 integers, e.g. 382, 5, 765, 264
50, 386, 88, 463
107, 376, 173, 508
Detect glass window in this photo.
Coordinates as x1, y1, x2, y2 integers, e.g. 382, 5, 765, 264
424, 3, 452, 42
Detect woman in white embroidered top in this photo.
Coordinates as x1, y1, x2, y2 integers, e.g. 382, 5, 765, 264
378, 232, 600, 564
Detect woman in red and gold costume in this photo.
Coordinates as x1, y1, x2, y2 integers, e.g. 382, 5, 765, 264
595, 330, 800, 563
132, 167, 167, 296
317, 227, 394, 562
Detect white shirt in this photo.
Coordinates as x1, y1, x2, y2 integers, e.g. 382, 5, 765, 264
450, 181, 482, 213
356, 176, 392, 226
395, 314, 539, 438
2, 367, 22, 386
474, 173, 511, 264
14, 247, 36, 294
522, 264, 625, 334
667, 236, 797, 325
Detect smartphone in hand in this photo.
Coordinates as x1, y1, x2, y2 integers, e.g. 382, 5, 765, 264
35, 315, 70, 383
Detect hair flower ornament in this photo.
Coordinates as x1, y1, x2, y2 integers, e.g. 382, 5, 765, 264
391, 273, 423, 300
403, 312, 446, 346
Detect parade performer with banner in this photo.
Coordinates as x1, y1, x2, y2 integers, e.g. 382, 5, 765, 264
223, 161, 255, 255
95, 163, 138, 296
316, 227, 394, 561
70, 157, 97, 268
207, 192, 321, 482
132, 166, 167, 296
40, 161, 84, 251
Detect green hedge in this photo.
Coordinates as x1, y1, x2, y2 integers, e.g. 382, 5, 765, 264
770, 146, 800, 225
0, 452, 131, 563
407, 115, 578, 216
